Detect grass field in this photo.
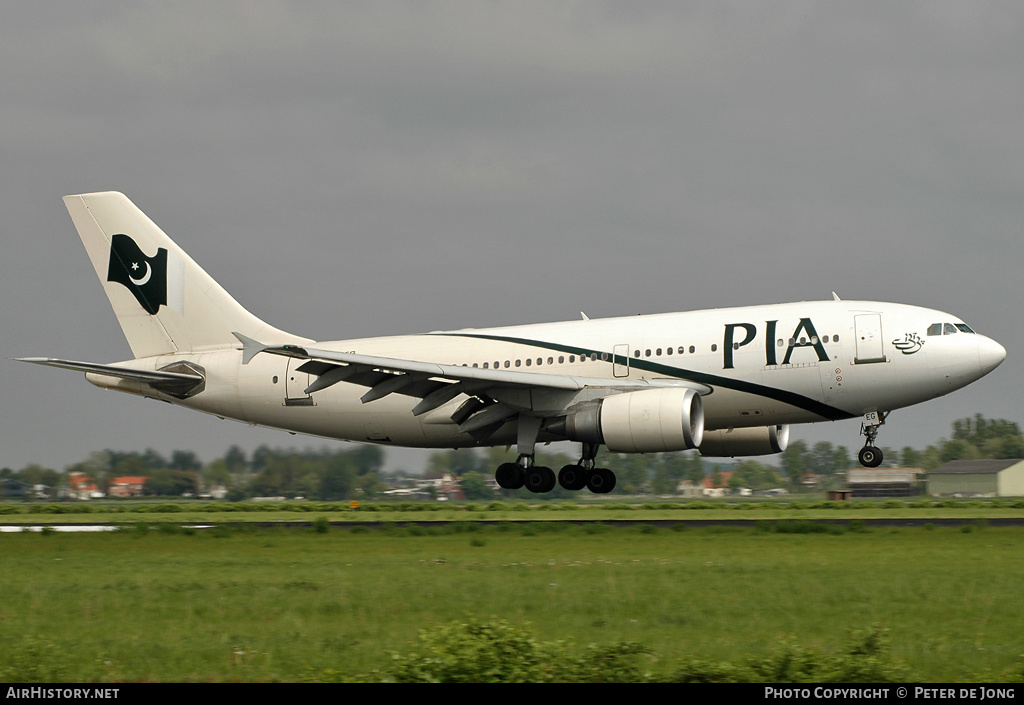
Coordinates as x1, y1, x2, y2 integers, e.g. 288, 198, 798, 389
2, 520, 1022, 682
4, 495, 1024, 525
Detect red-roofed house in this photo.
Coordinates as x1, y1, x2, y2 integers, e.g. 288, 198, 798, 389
703, 471, 731, 497
66, 472, 101, 500
109, 476, 147, 498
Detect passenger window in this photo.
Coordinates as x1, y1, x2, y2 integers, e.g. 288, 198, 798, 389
927, 323, 942, 336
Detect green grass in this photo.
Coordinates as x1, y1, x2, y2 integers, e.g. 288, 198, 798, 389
1, 523, 1022, 682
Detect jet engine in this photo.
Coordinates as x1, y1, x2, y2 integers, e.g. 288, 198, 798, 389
698, 424, 790, 457
552, 387, 704, 453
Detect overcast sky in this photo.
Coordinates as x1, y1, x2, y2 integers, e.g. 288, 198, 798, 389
2, 2, 1021, 474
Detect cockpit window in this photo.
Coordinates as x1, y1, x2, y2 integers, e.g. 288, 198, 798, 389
928, 322, 976, 336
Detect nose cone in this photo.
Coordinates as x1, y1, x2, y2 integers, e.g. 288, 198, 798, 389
979, 336, 1007, 376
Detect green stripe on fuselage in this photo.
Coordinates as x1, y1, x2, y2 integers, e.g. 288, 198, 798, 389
437, 332, 853, 422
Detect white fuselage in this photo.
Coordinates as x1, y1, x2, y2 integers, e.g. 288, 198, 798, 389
88, 299, 1006, 450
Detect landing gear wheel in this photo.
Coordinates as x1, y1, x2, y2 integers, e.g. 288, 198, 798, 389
858, 446, 884, 468
525, 466, 556, 494
586, 467, 616, 494
558, 464, 587, 491
495, 462, 524, 489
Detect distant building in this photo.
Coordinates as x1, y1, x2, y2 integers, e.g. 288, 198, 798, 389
674, 480, 702, 498
847, 468, 923, 497
927, 459, 1024, 497
65, 472, 102, 500
109, 476, 147, 498
1, 477, 34, 498
206, 485, 228, 500
703, 471, 731, 496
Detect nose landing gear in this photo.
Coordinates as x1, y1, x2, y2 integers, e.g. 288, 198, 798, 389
858, 411, 888, 468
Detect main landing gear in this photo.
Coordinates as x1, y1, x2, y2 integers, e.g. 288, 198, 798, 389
857, 410, 888, 468
494, 442, 616, 494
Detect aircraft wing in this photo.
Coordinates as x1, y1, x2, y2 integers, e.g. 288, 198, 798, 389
234, 334, 711, 432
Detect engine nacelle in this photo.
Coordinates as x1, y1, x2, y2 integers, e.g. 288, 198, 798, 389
555, 387, 705, 453
698, 424, 790, 457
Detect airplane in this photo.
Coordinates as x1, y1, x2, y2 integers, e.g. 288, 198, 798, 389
19, 192, 1006, 494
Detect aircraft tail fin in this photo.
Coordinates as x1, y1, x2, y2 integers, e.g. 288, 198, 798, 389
63, 191, 310, 359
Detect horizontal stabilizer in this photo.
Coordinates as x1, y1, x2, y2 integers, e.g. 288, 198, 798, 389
17, 357, 204, 397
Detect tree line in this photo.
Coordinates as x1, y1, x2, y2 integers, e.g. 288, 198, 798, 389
2, 444, 386, 502
2, 414, 1021, 500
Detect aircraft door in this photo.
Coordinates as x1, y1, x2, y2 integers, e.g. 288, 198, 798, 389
284, 358, 314, 406
613, 344, 630, 378
854, 314, 886, 364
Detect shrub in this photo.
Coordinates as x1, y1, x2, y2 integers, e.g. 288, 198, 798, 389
672, 625, 907, 683
382, 619, 649, 683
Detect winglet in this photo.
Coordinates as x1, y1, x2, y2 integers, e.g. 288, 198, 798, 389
832, 292, 842, 301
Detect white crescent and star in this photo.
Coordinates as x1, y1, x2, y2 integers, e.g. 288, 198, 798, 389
128, 261, 152, 286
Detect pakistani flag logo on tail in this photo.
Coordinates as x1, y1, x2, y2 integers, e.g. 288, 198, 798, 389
107, 233, 168, 315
